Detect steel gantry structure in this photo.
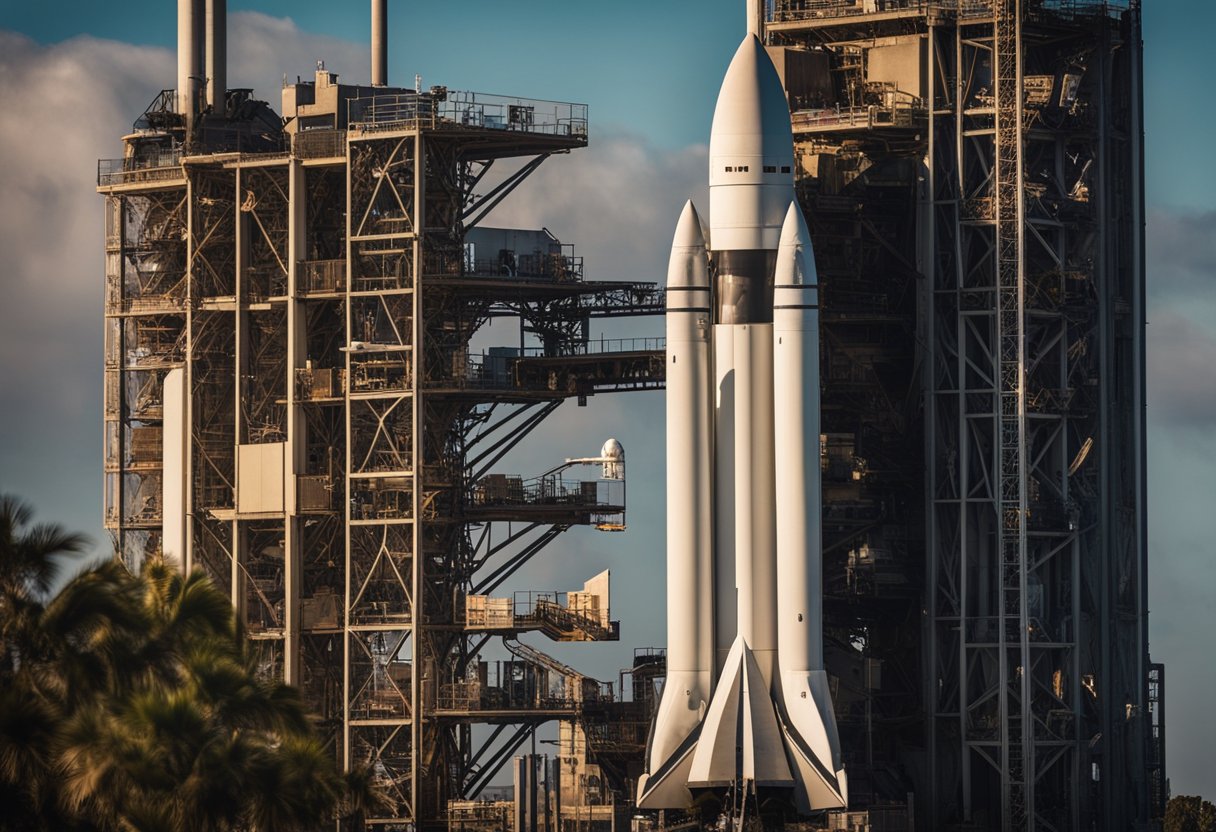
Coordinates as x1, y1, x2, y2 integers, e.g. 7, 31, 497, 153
100, 63, 665, 830
765, 0, 1155, 829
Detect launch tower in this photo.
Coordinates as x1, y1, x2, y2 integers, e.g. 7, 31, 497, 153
763, 0, 1159, 829
98, 2, 665, 828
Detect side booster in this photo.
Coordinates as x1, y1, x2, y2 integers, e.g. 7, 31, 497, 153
636, 35, 847, 815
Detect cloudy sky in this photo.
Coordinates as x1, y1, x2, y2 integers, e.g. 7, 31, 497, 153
1, 0, 1213, 801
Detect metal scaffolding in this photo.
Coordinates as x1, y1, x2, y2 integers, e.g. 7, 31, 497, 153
100, 73, 664, 830
768, 1, 1152, 829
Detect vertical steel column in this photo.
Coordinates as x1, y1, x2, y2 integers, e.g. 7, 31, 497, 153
233, 166, 246, 613
105, 197, 125, 559
922, 19, 939, 827
342, 136, 355, 772
1095, 15, 1114, 827
284, 159, 307, 684
953, 21, 970, 824
993, 1, 1031, 827
185, 174, 197, 573
410, 129, 425, 827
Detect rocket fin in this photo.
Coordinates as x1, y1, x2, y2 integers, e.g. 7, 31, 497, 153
688, 636, 793, 789
776, 670, 848, 811
636, 720, 702, 809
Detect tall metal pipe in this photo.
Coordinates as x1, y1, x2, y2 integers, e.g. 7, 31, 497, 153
747, 0, 765, 40
372, 0, 388, 86
205, 0, 226, 111
177, 0, 202, 116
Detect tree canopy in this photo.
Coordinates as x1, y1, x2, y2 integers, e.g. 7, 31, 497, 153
1166, 796, 1216, 832
0, 495, 385, 831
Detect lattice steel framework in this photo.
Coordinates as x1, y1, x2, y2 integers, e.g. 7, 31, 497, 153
102, 93, 664, 831
924, 3, 1147, 829
766, 1, 1150, 828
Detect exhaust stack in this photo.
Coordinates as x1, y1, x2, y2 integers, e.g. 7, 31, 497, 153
205, 0, 226, 111
177, 0, 202, 117
372, 0, 388, 86
747, 0, 764, 39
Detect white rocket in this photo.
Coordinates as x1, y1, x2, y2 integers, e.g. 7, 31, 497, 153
636, 33, 847, 815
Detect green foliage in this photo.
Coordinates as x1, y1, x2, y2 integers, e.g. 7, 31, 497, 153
1166, 796, 1216, 832
0, 495, 388, 831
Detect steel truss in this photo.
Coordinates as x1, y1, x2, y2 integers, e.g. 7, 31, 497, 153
767, 1, 1149, 828
340, 124, 664, 827
925, 4, 1147, 829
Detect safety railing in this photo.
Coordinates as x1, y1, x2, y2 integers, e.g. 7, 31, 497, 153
771, 0, 1130, 21
442, 91, 588, 138
349, 90, 588, 139
292, 129, 347, 159
464, 252, 584, 282
439, 338, 664, 390
772, 0, 946, 22
518, 336, 666, 358
468, 475, 624, 512
97, 153, 184, 187
792, 100, 924, 132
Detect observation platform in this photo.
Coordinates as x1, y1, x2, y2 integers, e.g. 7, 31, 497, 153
347, 90, 588, 159
467, 471, 625, 529
428, 339, 666, 401
464, 587, 619, 642
98, 86, 590, 192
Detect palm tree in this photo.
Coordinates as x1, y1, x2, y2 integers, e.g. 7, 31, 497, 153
0, 495, 385, 831
0, 494, 96, 831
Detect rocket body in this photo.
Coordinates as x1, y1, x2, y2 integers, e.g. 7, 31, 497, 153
637, 34, 847, 815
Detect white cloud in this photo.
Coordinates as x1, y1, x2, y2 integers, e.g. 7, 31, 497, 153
482, 131, 708, 284
0, 17, 372, 538
225, 12, 369, 105
0, 31, 173, 541
1143, 207, 1216, 797
1147, 310, 1216, 428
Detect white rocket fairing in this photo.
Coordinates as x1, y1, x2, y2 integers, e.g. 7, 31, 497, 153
636, 33, 847, 815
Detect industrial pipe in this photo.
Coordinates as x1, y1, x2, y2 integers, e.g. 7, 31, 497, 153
177, 0, 202, 116
205, 0, 226, 111
372, 0, 388, 86
748, 0, 765, 39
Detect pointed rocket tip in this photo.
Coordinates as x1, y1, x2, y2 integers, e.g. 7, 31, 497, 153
672, 200, 706, 250
776, 201, 817, 286
711, 33, 791, 160
779, 201, 811, 249
667, 200, 710, 290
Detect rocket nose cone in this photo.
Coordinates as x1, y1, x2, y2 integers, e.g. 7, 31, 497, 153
710, 35, 792, 145
672, 200, 707, 251
776, 201, 817, 286
778, 201, 811, 250
667, 200, 710, 290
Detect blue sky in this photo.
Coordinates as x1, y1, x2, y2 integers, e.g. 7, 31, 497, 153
0, 0, 1214, 804
3, 0, 1213, 203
